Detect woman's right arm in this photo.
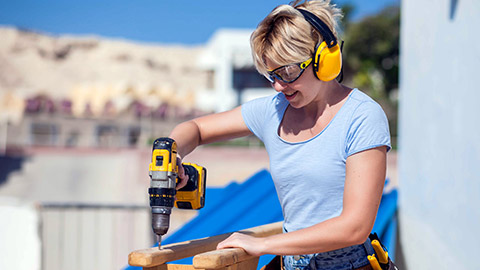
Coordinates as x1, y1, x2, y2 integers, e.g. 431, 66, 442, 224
169, 105, 252, 159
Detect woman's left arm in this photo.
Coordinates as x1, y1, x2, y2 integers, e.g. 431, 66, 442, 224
217, 146, 388, 256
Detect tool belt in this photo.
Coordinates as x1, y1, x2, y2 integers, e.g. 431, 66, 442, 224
260, 233, 399, 270
260, 256, 377, 270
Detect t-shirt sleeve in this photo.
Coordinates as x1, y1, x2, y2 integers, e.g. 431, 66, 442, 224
241, 96, 271, 141
345, 101, 391, 156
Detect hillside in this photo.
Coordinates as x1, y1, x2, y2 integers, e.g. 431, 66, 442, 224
0, 27, 208, 120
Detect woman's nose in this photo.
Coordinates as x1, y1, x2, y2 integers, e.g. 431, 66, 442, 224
272, 79, 288, 92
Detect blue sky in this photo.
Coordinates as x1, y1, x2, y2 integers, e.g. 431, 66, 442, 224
0, 0, 399, 45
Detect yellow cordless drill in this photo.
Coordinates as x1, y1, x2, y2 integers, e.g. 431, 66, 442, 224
148, 137, 206, 248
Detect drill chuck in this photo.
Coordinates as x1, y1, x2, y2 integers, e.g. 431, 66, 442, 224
151, 209, 171, 236
149, 187, 175, 236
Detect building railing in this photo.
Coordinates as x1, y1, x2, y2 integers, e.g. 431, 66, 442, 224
128, 221, 283, 270
39, 203, 151, 270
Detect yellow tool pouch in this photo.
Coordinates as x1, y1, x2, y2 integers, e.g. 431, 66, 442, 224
366, 233, 399, 270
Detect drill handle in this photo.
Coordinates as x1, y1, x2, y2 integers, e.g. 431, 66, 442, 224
175, 163, 206, 210
177, 164, 198, 191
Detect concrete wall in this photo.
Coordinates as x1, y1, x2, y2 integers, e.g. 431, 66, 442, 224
399, 0, 480, 269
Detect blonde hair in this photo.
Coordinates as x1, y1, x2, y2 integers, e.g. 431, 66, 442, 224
250, 0, 343, 76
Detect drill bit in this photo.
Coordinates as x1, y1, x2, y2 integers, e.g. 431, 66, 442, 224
157, 235, 162, 249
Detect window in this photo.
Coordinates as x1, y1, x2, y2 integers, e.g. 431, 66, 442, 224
233, 68, 271, 89
30, 123, 58, 146
96, 125, 118, 147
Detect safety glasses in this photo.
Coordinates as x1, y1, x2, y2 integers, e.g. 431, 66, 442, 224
265, 58, 313, 84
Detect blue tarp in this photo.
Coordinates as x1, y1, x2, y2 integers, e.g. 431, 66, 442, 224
0, 155, 26, 186
126, 169, 397, 269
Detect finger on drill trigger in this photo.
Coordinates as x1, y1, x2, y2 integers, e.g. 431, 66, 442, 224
176, 164, 189, 190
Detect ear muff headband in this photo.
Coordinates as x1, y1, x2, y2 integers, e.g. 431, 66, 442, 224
297, 9, 337, 48
297, 9, 342, 81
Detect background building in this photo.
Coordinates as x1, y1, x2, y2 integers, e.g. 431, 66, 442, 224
197, 29, 272, 113
0, 27, 271, 150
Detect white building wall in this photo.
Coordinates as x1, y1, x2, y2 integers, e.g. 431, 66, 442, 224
215, 42, 236, 112
399, 0, 480, 269
0, 199, 41, 270
197, 29, 273, 112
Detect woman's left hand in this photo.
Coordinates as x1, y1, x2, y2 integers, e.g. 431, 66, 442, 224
216, 232, 267, 257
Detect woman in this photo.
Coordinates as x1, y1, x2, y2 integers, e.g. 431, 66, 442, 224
171, 1, 391, 269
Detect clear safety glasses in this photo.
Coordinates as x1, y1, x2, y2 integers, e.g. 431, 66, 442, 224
264, 58, 313, 84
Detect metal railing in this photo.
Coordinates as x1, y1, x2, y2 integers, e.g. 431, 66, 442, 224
39, 203, 151, 270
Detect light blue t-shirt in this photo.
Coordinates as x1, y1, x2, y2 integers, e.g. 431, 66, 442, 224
241, 88, 391, 232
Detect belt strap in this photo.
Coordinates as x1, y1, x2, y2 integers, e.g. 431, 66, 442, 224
363, 238, 376, 256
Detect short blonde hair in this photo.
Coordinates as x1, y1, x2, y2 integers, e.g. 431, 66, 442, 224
250, 0, 343, 76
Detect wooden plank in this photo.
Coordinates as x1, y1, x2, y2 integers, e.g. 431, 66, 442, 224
193, 248, 254, 269
129, 221, 282, 267
129, 233, 229, 267
231, 257, 259, 270
144, 264, 198, 270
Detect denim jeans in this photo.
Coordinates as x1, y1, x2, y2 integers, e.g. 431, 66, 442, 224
282, 239, 374, 270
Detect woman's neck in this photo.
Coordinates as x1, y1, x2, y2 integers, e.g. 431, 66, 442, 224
301, 81, 352, 119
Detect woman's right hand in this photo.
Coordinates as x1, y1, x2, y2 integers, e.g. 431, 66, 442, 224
176, 156, 189, 190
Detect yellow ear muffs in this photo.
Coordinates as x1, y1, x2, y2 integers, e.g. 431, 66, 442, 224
313, 41, 342, 81
297, 9, 343, 82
